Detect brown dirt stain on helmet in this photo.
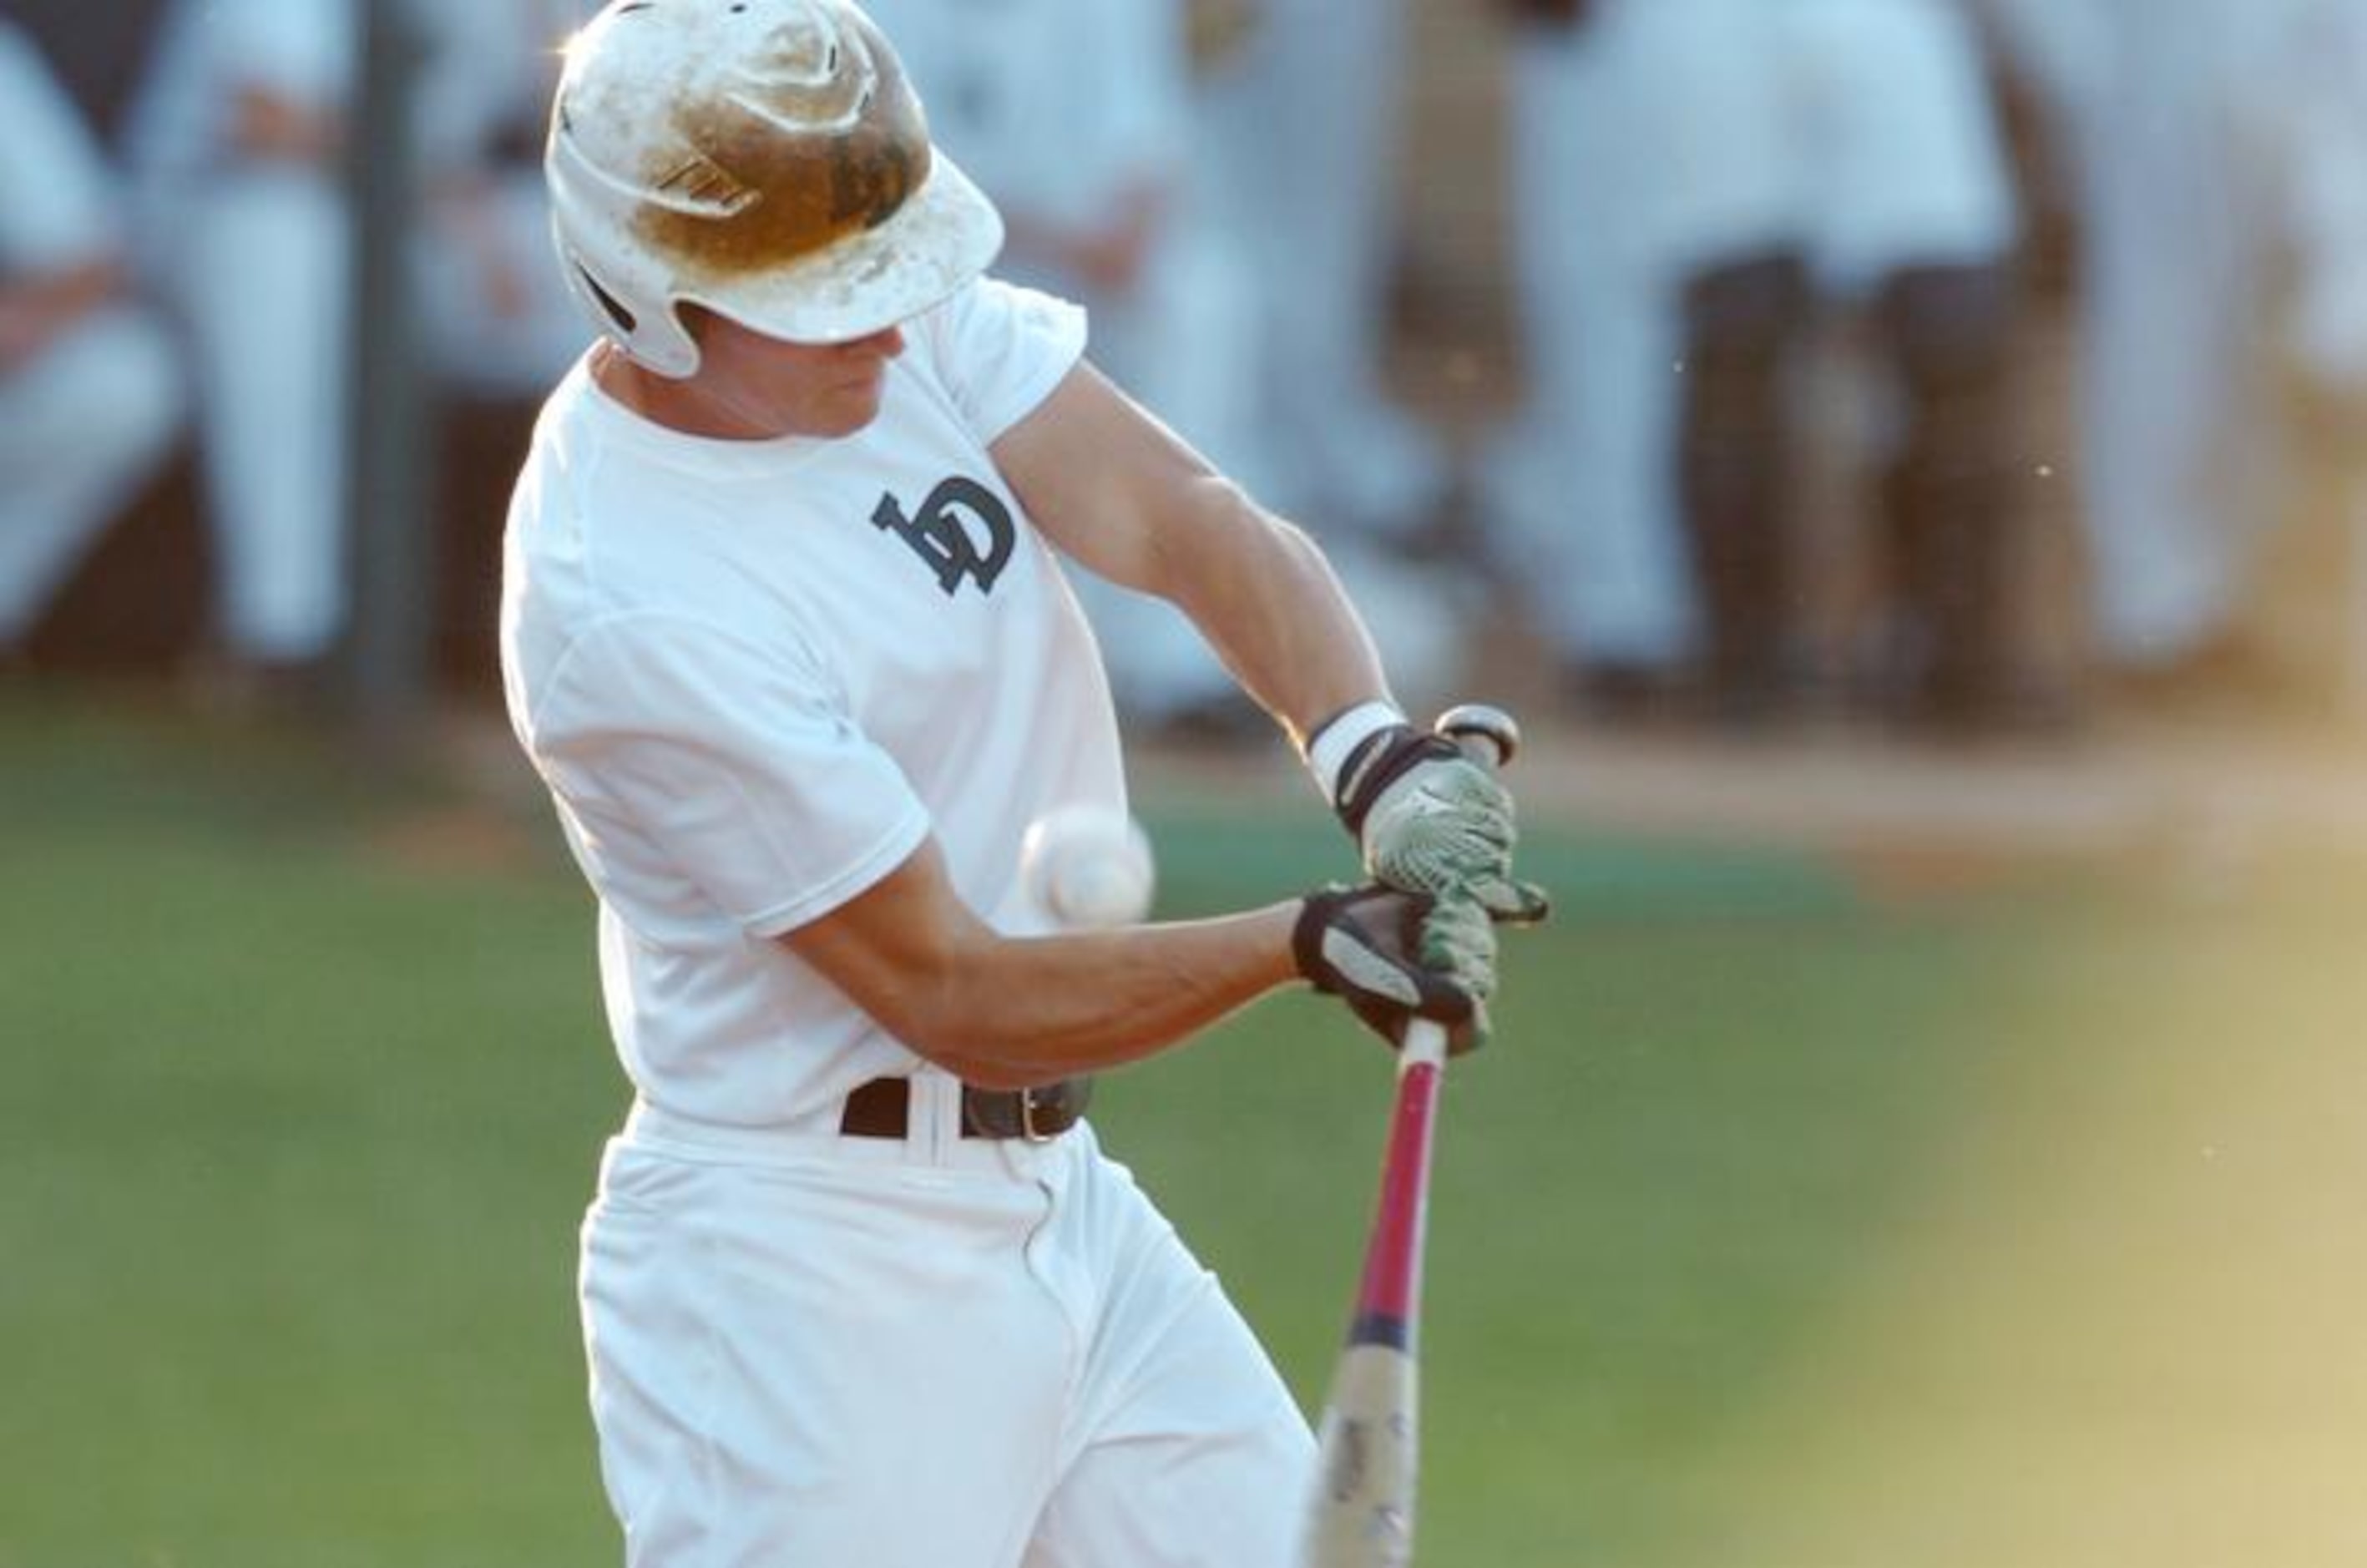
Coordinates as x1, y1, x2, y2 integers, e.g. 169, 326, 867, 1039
637, 10, 928, 282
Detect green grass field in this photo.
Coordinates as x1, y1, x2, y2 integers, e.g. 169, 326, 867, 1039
5, 692, 2366, 1566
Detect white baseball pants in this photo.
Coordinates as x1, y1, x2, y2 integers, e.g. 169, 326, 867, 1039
582, 1095, 1316, 1568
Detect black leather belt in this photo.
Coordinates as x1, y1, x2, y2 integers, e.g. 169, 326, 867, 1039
839, 1075, 1091, 1143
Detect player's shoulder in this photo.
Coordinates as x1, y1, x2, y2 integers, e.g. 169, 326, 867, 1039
904, 276, 1090, 444
506, 369, 684, 648
508, 365, 615, 569
918, 276, 1088, 354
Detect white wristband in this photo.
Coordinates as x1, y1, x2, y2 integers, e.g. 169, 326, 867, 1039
1303, 701, 1406, 806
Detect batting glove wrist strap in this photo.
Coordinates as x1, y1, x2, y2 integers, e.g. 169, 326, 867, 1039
1303, 701, 1409, 813
1330, 721, 1461, 837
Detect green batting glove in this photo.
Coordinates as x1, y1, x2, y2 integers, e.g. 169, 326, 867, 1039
1419, 888, 1500, 1031
1334, 724, 1552, 926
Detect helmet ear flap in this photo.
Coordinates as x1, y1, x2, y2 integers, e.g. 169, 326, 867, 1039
574, 265, 635, 336
549, 211, 702, 377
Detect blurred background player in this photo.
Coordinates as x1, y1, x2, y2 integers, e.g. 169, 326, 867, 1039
1480, 0, 1702, 720
25, 0, 2367, 742
410, 0, 594, 404
117, 0, 593, 701
406, 0, 599, 688
1486, 0, 2026, 732
1210, 0, 1455, 546
1200, 0, 1469, 721
123, 0, 357, 701
0, 18, 183, 669
1980, 0, 2367, 705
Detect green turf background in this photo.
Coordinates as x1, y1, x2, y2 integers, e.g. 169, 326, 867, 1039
6, 695, 2365, 1566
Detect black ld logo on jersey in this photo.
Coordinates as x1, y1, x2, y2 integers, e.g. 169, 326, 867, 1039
870, 477, 1016, 598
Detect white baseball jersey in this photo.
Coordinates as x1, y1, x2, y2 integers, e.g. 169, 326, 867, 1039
501, 276, 1125, 1129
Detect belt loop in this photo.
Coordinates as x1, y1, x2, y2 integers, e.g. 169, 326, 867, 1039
1017, 1085, 1055, 1146
916, 1073, 954, 1166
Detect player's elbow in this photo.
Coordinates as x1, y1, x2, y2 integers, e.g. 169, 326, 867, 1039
892, 1009, 1055, 1092
859, 946, 1043, 1088
884, 968, 1091, 1092
915, 1048, 1049, 1094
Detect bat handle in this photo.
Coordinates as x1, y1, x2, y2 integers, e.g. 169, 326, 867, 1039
1398, 1018, 1450, 1074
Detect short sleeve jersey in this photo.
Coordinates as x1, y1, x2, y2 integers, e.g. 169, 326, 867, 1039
501, 279, 1120, 1129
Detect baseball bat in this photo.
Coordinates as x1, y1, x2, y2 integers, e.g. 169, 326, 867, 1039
1302, 704, 1520, 1568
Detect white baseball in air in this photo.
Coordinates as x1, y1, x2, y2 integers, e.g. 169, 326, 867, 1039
1020, 804, 1156, 929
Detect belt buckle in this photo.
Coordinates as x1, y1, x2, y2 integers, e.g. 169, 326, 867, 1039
1017, 1085, 1057, 1145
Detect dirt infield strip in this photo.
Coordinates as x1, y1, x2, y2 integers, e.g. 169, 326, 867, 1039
1129, 711, 2367, 875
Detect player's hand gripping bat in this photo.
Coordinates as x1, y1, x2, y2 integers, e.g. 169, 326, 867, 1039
1302, 703, 1520, 1568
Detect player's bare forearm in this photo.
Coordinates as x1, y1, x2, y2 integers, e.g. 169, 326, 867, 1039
1156, 477, 1392, 750
782, 837, 1302, 1088
903, 908, 1305, 1089
994, 363, 1395, 744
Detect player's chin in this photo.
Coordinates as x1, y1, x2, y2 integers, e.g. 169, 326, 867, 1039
812, 381, 888, 438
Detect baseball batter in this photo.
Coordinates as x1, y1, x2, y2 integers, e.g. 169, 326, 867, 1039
498, 3, 1547, 1565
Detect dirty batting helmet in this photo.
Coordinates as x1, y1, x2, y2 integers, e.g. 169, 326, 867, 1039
546, 0, 1004, 376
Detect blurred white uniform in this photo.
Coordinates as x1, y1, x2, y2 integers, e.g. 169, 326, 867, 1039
1205, 0, 1451, 540
409, 0, 593, 397
1484, 0, 2015, 673
0, 22, 182, 650
1983, 0, 2367, 668
862, 0, 1281, 726
125, 0, 357, 666
1192, 0, 1468, 713
1481, 17, 1696, 670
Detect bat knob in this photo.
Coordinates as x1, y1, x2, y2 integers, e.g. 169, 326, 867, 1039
1432, 702, 1520, 770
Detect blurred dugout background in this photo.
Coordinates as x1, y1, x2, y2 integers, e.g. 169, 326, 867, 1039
10, 0, 2367, 751
9, 3, 2367, 1566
